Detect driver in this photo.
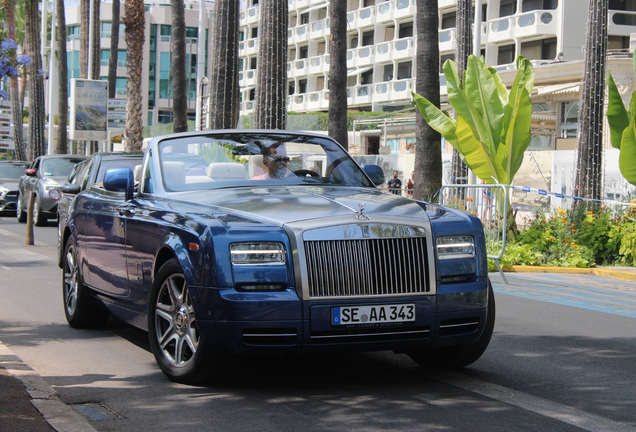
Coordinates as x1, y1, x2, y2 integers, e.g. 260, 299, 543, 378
250, 144, 293, 180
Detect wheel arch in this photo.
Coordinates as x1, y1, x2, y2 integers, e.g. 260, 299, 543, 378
153, 232, 199, 286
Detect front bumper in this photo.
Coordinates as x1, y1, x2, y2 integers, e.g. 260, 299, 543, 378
192, 278, 489, 356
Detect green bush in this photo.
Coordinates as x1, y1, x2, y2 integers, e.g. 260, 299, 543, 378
509, 205, 636, 268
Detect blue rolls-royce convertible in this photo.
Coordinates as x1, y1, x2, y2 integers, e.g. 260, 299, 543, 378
58, 130, 494, 384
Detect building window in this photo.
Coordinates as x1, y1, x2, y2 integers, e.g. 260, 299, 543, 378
251, 26, 258, 38
497, 44, 516, 65
383, 64, 393, 81
249, 88, 256, 100
301, 13, 309, 24
440, 54, 454, 73
100, 49, 110, 66
159, 52, 171, 99
116, 77, 127, 96
397, 61, 412, 79
288, 81, 295, 95
362, 30, 374, 46
250, 57, 257, 70
361, 69, 373, 85
299, 79, 307, 94
441, 13, 456, 29
158, 110, 174, 124
499, 0, 517, 17
186, 27, 198, 38
398, 22, 413, 38
299, 45, 308, 59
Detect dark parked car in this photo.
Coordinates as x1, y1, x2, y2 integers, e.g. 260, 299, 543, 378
0, 161, 31, 214
58, 130, 494, 384
57, 152, 145, 263
17, 155, 86, 225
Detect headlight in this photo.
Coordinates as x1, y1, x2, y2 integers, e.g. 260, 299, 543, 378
230, 242, 286, 265
436, 236, 474, 260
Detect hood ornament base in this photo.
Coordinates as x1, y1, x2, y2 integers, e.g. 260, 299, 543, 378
355, 202, 369, 220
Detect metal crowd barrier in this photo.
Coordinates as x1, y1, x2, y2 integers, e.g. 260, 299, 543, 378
438, 184, 509, 284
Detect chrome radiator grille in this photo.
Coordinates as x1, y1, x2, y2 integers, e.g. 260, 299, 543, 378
304, 237, 429, 299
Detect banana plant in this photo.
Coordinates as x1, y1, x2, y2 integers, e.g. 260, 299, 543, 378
412, 55, 534, 238
606, 55, 636, 186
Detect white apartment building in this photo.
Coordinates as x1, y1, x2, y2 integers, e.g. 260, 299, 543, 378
62, 0, 636, 154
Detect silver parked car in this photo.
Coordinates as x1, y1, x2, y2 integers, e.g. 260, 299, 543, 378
0, 161, 31, 214
17, 155, 86, 225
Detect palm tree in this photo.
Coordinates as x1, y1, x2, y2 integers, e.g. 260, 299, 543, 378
56, 0, 69, 154
80, 0, 89, 78
254, 0, 288, 130
3, 0, 26, 160
108, 0, 120, 100
452, 0, 471, 186
24, 0, 45, 159
171, 0, 188, 133
328, 0, 347, 150
208, 0, 240, 129
413, 0, 442, 200
122, 0, 145, 150
575, 0, 608, 202
90, 0, 100, 80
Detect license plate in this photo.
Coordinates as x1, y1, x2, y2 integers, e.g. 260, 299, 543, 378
332, 303, 415, 326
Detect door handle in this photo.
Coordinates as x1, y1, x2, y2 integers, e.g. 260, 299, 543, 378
116, 205, 135, 217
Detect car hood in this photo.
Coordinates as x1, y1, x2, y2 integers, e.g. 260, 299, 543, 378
0, 181, 19, 191
168, 185, 432, 227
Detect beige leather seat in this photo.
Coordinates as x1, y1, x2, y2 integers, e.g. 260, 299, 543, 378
162, 161, 186, 188
206, 162, 247, 180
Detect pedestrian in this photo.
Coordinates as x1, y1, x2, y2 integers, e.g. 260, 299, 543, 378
406, 171, 414, 198
387, 170, 402, 195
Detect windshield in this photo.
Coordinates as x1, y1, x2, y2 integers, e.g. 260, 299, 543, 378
41, 158, 86, 177
157, 132, 374, 192
95, 157, 144, 183
0, 163, 30, 179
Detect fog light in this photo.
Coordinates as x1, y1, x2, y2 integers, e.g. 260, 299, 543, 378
49, 189, 61, 199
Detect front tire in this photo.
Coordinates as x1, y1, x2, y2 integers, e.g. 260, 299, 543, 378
148, 258, 228, 384
63, 241, 109, 328
16, 194, 26, 223
33, 195, 46, 226
408, 279, 496, 369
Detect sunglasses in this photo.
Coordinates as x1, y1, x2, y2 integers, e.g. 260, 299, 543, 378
270, 156, 290, 163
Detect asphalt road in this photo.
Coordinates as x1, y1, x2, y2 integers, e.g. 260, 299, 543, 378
0, 216, 635, 432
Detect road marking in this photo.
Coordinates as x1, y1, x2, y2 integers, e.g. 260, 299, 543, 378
425, 370, 636, 432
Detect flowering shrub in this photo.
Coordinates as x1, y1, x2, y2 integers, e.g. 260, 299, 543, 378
0, 28, 31, 99
509, 204, 636, 268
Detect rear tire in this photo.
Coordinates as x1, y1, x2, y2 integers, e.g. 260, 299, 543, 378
63, 241, 109, 328
148, 258, 228, 385
16, 194, 26, 223
408, 279, 495, 369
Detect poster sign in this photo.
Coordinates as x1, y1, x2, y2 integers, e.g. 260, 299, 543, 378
70, 79, 108, 140
0, 102, 13, 150
108, 99, 126, 132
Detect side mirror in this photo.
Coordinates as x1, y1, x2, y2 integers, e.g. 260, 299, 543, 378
25, 168, 37, 177
104, 168, 135, 201
60, 184, 81, 195
361, 164, 385, 187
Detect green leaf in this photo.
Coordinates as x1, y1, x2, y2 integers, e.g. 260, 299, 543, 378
411, 91, 457, 146
619, 119, 636, 186
497, 86, 533, 184
489, 66, 509, 108
464, 56, 504, 154
443, 60, 496, 157
606, 72, 629, 149
454, 115, 499, 182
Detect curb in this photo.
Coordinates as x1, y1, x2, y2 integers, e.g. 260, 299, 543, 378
501, 265, 636, 282
0, 341, 98, 432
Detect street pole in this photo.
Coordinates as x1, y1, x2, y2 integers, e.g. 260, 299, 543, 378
195, 0, 206, 131
47, 0, 58, 155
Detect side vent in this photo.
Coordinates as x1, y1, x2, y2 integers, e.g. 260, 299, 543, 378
243, 328, 298, 346
439, 318, 480, 337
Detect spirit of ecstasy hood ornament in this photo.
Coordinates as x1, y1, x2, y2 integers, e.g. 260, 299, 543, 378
355, 202, 370, 220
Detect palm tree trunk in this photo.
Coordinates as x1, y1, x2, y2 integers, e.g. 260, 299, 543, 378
328, 0, 348, 150
209, 0, 240, 129
108, 0, 120, 99
254, 0, 288, 130
123, 0, 145, 150
575, 0, 607, 203
3, 0, 26, 160
452, 0, 471, 185
171, 0, 188, 133
57, 0, 69, 154
80, 0, 89, 79
25, 0, 46, 159
414, 0, 442, 200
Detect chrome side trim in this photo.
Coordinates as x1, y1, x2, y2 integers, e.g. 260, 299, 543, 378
439, 322, 479, 329
310, 329, 430, 340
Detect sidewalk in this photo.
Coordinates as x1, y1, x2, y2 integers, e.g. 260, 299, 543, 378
0, 341, 97, 432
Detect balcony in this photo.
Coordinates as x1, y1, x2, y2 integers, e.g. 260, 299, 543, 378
246, 6, 259, 25
346, 45, 375, 69
489, 16, 515, 43
609, 10, 636, 36
515, 10, 558, 39
439, 29, 457, 53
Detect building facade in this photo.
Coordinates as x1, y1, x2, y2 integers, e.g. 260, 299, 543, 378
63, 0, 636, 154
